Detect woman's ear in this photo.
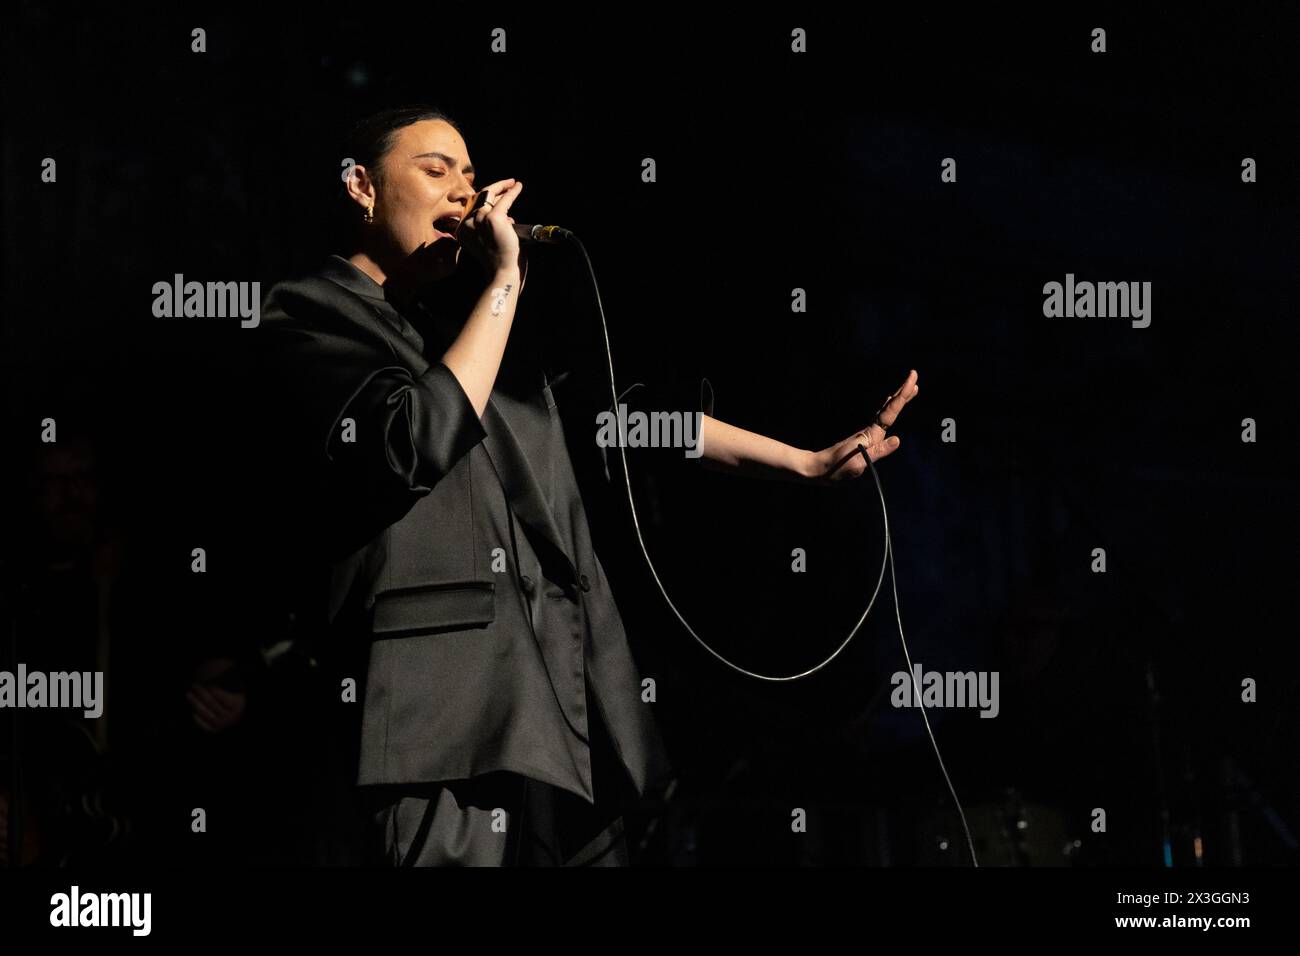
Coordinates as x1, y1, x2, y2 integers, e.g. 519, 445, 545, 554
344, 163, 377, 210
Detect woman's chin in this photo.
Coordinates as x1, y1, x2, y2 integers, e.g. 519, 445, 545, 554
415, 241, 459, 282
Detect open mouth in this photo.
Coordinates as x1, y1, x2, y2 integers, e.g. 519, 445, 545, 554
433, 216, 462, 241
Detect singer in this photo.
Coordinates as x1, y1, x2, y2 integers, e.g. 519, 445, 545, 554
252, 104, 919, 866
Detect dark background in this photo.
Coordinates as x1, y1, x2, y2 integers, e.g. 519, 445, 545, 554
2, 2, 1297, 866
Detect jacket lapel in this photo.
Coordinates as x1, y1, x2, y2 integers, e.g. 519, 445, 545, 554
479, 397, 580, 586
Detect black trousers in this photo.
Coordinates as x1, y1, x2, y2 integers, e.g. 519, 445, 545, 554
365, 681, 633, 866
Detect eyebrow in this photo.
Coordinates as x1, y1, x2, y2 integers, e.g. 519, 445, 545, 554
412, 151, 475, 176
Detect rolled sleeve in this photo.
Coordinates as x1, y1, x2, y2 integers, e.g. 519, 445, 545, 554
328, 360, 486, 498
402, 361, 488, 487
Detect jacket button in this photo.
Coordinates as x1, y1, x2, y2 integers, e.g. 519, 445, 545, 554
520, 574, 535, 595
579, 573, 591, 592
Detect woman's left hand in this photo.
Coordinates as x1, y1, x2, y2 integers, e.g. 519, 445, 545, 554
805, 370, 919, 484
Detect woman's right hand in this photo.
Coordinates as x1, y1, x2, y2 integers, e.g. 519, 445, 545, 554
455, 178, 524, 275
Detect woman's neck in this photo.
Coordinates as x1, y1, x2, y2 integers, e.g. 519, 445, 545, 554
348, 250, 422, 311
347, 250, 388, 288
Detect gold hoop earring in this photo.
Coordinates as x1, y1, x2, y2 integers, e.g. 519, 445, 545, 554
363, 205, 374, 224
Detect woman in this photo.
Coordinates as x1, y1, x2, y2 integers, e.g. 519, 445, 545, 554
255, 105, 919, 866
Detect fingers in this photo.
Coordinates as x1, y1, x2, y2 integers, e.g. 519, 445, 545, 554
868, 435, 901, 463
472, 180, 522, 218
871, 369, 919, 430
465, 181, 513, 223
206, 685, 244, 712
186, 685, 222, 727
489, 179, 523, 217
187, 684, 244, 733
824, 434, 894, 480
824, 434, 902, 483
462, 181, 523, 254
477, 178, 518, 207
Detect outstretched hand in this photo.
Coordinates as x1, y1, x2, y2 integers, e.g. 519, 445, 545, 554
806, 369, 919, 484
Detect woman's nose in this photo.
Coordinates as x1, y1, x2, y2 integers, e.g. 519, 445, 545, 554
452, 177, 475, 204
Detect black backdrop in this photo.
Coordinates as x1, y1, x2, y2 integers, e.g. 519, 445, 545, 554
3, 2, 1297, 866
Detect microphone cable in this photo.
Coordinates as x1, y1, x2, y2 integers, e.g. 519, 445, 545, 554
564, 233, 978, 867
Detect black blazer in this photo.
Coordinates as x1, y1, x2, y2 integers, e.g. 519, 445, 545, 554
252, 255, 673, 805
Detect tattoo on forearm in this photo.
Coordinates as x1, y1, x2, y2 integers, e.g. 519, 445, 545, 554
489, 283, 514, 316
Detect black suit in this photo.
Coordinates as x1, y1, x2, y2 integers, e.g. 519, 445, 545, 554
251, 255, 674, 858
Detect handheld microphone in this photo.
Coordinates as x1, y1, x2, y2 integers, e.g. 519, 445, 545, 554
513, 222, 574, 243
